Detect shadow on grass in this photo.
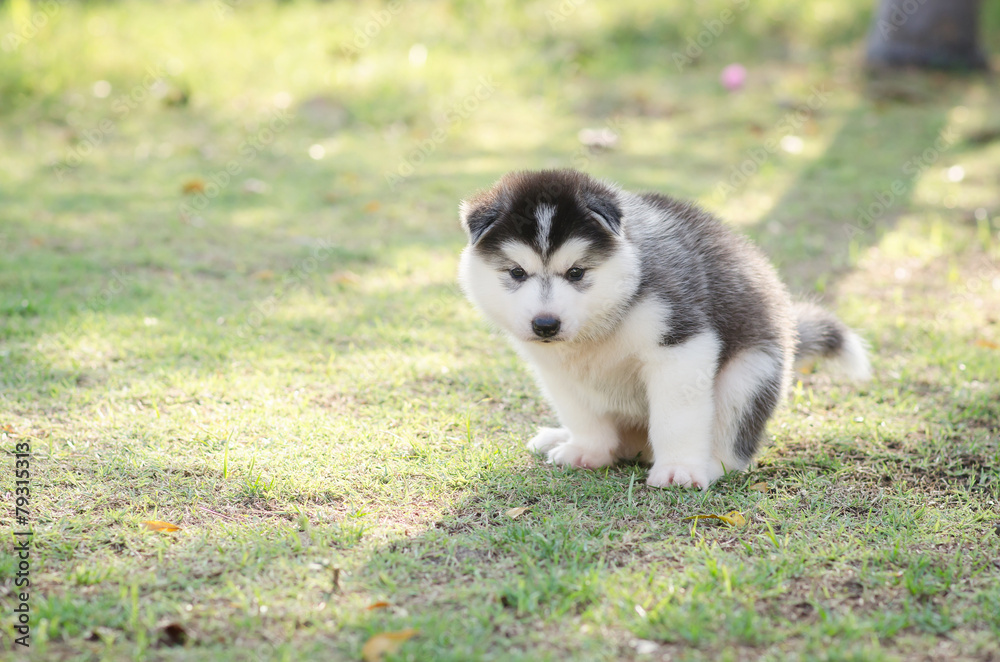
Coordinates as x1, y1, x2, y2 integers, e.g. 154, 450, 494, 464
338, 378, 998, 659
744, 73, 968, 294
317, 459, 764, 660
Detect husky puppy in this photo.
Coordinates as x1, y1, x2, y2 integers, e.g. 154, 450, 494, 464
458, 170, 870, 489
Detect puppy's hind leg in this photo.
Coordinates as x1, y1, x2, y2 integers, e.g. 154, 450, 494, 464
713, 348, 785, 472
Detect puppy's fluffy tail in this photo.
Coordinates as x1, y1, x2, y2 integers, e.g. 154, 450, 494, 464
792, 302, 872, 381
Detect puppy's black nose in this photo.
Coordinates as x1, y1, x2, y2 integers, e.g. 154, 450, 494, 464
532, 316, 561, 338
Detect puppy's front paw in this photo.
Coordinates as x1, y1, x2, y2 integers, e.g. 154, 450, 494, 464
646, 461, 712, 490
527, 427, 571, 453
547, 442, 615, 470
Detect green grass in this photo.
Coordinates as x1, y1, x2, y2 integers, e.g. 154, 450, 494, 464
1, 0, 999, 660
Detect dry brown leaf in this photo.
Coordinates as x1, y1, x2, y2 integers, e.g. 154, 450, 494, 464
332, 271, 360, 285
363, 200, 381, 213
723, 511, 747, 526
682, 510, 747, 527
974, 339, 999, 350
366, 601, 391, 610
182, 179, 206, 194
748, 482, 769, 493
142, 520, 180, 532
505, 507, 530, 519
361, 629, 418, 662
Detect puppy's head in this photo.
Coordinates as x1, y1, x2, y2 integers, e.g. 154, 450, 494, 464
458, 170, 639, 344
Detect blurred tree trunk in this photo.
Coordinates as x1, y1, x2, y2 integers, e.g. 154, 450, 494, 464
866, 0, 988, 70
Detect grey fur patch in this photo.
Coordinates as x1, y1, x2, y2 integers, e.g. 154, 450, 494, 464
734, 369, 783, 461
628, 193, 794, 369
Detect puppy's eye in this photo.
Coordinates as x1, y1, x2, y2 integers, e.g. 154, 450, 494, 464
509, 267, 528, 281
566, 267, 586, 281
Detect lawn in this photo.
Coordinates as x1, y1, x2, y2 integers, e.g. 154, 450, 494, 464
1, 0, 999, 660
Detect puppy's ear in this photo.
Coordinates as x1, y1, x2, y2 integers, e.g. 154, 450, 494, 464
459, 196, 501, 245
583, 190, 622, 236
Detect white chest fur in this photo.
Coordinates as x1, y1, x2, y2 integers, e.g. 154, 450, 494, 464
516, 297, 669, 425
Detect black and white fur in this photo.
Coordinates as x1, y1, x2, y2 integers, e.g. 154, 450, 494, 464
458, 170, 870, 489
